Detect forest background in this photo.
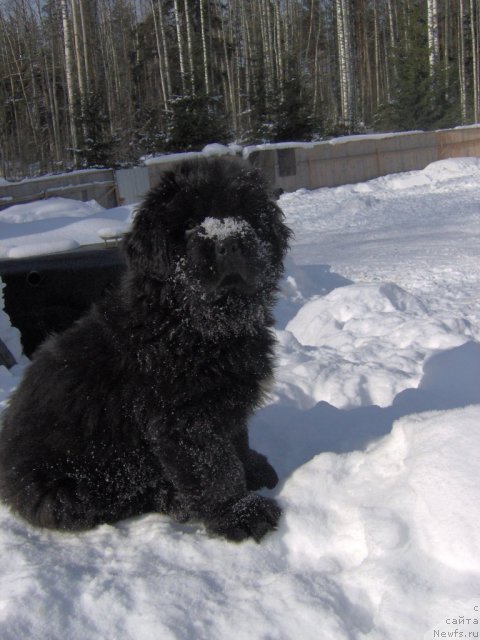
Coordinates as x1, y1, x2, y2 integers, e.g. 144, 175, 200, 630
0, 0, 479, 179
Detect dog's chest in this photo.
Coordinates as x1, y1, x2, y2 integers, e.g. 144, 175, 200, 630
137, 335, 271, 402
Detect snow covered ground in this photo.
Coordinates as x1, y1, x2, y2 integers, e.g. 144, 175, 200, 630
1, 157, 480, 639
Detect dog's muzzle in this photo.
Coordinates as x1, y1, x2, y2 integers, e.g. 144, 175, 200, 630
188, 217, 261, 296
215, 237, 250, 289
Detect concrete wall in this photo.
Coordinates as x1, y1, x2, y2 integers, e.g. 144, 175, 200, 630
115, 166, 150, 205
246, 126, 480, 192
0, 169, 117, 210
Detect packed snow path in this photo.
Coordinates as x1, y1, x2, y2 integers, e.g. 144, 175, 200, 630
1, 158, 480, 639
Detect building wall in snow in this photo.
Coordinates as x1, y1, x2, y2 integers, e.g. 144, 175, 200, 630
245, 126, 480, 191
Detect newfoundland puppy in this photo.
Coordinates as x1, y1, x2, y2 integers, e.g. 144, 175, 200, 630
0, 157, 291, 542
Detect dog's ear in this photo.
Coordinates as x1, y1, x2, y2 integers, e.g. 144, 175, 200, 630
235, 165, 292, 260
123, 210, 171, 279
123, 168, 186, 278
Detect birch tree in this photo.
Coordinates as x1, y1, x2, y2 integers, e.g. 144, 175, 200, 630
183, 0, 195, 94
470, 0, 479, 121
60, 0, 78, 158
199, 0, 210, 95
336, 0, 355, 130
71, 0, 88, 136
173, 0, 187, 94
458, 0, 467, 122
151, 0, 168, 106
427, 0, 440, 75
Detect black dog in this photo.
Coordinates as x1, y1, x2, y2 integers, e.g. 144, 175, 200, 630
0, 157, 291, 542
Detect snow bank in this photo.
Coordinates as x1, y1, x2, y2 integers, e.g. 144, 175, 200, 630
0, 200, 134, 258
357, 156, 480, 192
0, 197, 103, 224
278, 405, 480, 640
423, 156, 480, 179
142, 143, 240, 166
275, 282, 473, 409
7, 239, 80, 258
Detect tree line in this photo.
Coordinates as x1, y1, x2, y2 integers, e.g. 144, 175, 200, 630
0, 0, 479, 178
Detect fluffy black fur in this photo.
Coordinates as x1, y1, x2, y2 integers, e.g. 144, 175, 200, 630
0, 157, 291, 542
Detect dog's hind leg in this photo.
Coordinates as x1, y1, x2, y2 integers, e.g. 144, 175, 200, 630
1, 472, 99, 531
1, 460, 130, 531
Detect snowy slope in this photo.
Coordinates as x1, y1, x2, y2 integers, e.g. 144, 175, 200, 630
1, 158, 480, 639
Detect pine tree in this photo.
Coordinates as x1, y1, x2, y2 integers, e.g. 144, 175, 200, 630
375, 2, 460, 131
165, 93, 228, 151
270, 73, 320, 142
76, 93, 119, 167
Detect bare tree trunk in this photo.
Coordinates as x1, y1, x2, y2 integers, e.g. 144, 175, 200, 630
151, 0, 168, 106
273, 1, 284, 99
199, 0, 210, 94
470, 0, 479, 121
336, 0, 355, 130
427, 0, 440, 75
386, 0, 397, 86
373, 0, 382, 106
60, 0, 78, 160
0, 8, 39, 150
79, 0, 91, 94
0, 20, 22, 171
219, 1, 237, 133
173, 0, 187, 94
458, 0, 467, 122
158, 0, 172, 99
98, 0, 119, 113
71, 0, 87, 136
259, 0, 274, 99
312, 4, 322, 116
183, 0, 195, 93
42, 35, 62, 163
239, 0, 252, 131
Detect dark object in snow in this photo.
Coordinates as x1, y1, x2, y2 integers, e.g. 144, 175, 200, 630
0, 247, 125, 357
0, 157, 290, 542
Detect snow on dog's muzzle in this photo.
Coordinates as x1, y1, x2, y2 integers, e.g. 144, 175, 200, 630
199, 217, 259, 294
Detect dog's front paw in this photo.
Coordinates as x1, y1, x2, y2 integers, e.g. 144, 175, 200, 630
209, 493, 281, 543
245, 450, 279, 490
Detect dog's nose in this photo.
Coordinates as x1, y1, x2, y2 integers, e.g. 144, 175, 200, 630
215, 237, 241, 258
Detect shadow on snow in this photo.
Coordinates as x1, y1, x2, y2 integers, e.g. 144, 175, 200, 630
254, 263, 480, 481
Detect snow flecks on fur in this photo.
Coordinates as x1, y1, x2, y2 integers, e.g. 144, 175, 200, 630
171, 258, 270, 339
199, 217, 252, 241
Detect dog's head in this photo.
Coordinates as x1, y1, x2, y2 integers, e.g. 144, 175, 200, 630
124, 157, 291, 334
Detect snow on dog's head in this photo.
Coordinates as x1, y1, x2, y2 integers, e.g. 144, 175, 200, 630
198, 217, 252, 241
